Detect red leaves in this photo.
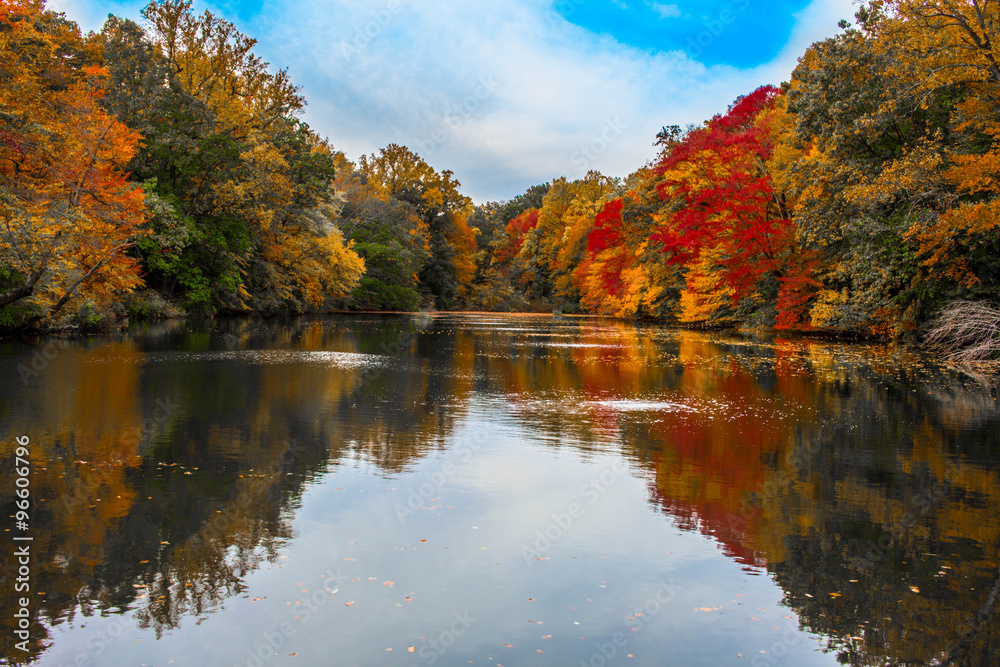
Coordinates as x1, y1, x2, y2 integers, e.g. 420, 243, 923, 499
588, 199, 624, 254
651, 86, 804, 315
499, 209, 540, 264
775, 257, 822, 330
585, 199, 632, 297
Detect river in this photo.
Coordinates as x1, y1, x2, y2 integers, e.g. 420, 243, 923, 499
1, 313, 998, 666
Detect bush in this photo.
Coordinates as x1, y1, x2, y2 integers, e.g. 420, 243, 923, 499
924, 301, 1000, 367
122, 290, 185, 319
349, 278, 421, 311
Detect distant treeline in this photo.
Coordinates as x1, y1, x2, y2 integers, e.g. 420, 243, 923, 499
2, 0, 999, 342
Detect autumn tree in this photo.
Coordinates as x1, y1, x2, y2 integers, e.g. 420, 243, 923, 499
336, 161, 429, 311
100, 4, 363, 313
574, 167, 684, 318
0, 0, 147, 329
651, 86, 802, 326
464, 183, 551, 312
778, 20, 964, 334
359, 144, 475, 309
510, 173, 619, 310
865, 0, 1000, 300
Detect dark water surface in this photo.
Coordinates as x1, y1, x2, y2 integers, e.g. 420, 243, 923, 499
1, 314, 999, 666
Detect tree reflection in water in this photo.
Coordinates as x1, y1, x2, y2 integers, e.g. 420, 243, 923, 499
0, 314, 996, 665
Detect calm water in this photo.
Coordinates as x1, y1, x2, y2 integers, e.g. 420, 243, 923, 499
1, 314, 999, 666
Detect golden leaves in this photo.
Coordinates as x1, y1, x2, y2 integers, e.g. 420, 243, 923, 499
0, 5, 148, 319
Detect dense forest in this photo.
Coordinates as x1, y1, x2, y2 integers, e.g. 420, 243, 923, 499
2, 0, 1000, 348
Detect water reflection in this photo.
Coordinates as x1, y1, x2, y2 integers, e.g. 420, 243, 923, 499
0, 314, 997, 665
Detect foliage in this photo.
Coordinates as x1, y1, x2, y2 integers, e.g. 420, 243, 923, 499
5, 0, 1000, 338
358, 144, 476, 309
98, 3, 363, 315
0, 1, 147, 330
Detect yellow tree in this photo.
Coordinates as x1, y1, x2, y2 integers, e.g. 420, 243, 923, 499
141, 0, 303, 141
0, 1, 146, 325
517, 172, 618, 306
358, 144, 475, 308
138, 1, 363, 312
871, 0, 1000, 289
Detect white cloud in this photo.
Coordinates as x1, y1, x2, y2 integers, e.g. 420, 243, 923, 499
648, 2, 682, 19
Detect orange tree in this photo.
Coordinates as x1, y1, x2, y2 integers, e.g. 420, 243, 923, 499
0, 0, 146, 328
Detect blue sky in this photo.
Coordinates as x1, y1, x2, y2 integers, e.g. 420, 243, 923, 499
52, 0, 855, 203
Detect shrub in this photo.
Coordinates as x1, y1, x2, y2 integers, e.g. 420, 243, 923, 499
924, 301, 1000, 367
